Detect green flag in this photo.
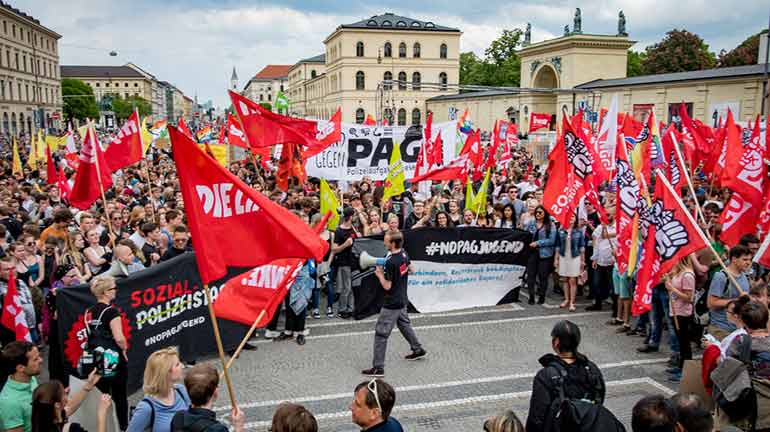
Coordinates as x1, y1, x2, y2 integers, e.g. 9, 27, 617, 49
275, 91, 290, 113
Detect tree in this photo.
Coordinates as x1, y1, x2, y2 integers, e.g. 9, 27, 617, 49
641, 29, 716, 75
109, 94, 152, 121
459, 29, 523, 87
627, 50, 646, 77
718, 30, 764, 67
62, 78, 98, 121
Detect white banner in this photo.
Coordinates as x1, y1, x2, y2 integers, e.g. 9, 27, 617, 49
407, 261, 525, 313
305, 122, 459, 181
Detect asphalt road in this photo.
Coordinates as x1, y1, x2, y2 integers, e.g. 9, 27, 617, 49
182, 292, 682, 431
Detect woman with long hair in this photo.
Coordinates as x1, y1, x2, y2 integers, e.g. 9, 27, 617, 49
519, 198, 538, 228
386, 213, 399, 232
364, 208, 387, 236
495, 204, 517, 229
126, 346, 190, 431
555, 214, 585, 312
13, 236, 44, 291
31, 374, 111, 432
60, 232, 92, 282
523, 205, 557, 304
84, 229, 111, 276
447, 199, 462, 225
434, 211, 454, 228
665, 256, 696, 383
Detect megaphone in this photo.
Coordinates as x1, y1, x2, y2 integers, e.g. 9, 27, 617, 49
359, 251, 387, 269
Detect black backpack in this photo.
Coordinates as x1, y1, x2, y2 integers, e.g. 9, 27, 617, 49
542, 362, 626, 432
713, 334, 758, 428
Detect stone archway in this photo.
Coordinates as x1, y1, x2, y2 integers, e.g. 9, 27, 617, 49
533, 64, 559, 89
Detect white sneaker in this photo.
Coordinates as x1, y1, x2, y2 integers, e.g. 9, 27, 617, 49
264, 329, 281, 339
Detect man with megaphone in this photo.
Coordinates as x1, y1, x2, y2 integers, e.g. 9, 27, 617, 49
361, 230, 427, 377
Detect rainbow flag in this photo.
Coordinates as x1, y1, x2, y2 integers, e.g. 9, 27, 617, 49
196, 126, 213, 143
456, 108, 472, 134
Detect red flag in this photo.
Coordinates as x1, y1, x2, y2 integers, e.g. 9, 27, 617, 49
719, 192, 759, 247
721, 112, 764, 205
660, 125, 687, 194
69, 126, 112, 210
529, 112, 552, 133
57, 166, 71, 202
431, 131, 444, 167
213, 258, 303, 326
225, 113, 249, 149
104, 111, 143, 173
614, 139, 637, 275
304, 108, 342, 159
543, 115, 598, 227
679, 103, 707, 165
276, 143, 306, 191
754, 227, 770, 268
1, 272, 30, 341
757, 187, 770, 237
45, 146, 57, 185
485, 120, 500, 171
363, 114, 376, 125
498, 122, 517, 166
178, 117, 193, 140
230, 90, 339, 149
411, 154, 468, 183
632, 172, 708, 315
459, 129, 483, 179
168, 126, 327, 283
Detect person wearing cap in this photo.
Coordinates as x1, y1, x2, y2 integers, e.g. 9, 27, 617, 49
332, 206, 357, 319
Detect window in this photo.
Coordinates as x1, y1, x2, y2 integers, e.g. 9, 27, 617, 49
14, 53, 18, 70
25, 84, 28, 101
105, 82, 110, 87
95, 83, 100, 87
383, 71, 392, 90
439, 72, 448, 90
280, 84, 284, 91
355, 108, 365, 124
268, 94, 271, 101
4, 51, 8, 68
412, 108, 421, 125
134, 83, 138, 87
440, 43, 448, 59
2, 22, 5, 34
259, 94, 263, 101
398, 108, 406, 126
21, 55, 25, 72
412, 72, 421, 91
356, 41, 364, 57
11, 25, 15, 38
0, 80, 4, 99
398, 72, 406, 90
384, 42, 392, 57
413, 42, 421, 58
355, 71, 365, 90
384, 108, 393, 124
311, 69, 317, 79
124, 82, 128, 87
399, 42, 406, 58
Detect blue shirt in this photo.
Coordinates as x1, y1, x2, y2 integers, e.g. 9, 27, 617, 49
127, 384, 190, 432
708, 271, 749, 332
525, 220, 557, 258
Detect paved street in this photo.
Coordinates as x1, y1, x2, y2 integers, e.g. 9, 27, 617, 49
143, 292, 682, 431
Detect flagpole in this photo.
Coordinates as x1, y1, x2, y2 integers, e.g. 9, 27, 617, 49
223, 309, 267, 372
655, 170, 746, 295
88, 121, 116, 250
136, 110, 157, 223
670, 131, 711, 234
202, 283, 239, 408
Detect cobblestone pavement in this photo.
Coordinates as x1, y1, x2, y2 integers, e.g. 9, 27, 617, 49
130, 292, 683, 431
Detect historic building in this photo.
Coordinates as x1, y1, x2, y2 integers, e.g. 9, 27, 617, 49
0, 3, 62, 134
285, 12, 461, 124
426, 10, 769, 133
242, 65, 292, 109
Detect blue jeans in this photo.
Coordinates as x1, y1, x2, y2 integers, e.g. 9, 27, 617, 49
647, 286, 680, 352
312, 270, 335, 311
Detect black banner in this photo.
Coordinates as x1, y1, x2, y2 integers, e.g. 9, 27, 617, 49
352, 227, 532, 319
57, 253, 250, 393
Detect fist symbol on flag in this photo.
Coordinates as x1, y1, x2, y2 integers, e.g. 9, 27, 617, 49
655, 217, 689, 260
564, 132, 593, 180
668, 151, 681, 186
616, 161, 638, 216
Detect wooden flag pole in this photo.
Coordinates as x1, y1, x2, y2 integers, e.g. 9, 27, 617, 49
655, 170, 746, 296
670, 131, 710, 230
135, 109, 157, 223
223, 309, 267, 372
202, 283, 239, 408
88, 121, 116, 250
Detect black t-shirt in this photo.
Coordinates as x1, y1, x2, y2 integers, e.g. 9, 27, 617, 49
333, 226, 355, 267
383, 250, 410, 310
141, 243, 159, 267
86, 303, 120, 352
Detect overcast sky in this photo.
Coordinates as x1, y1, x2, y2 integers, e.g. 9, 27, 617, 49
15, 0, 769, 108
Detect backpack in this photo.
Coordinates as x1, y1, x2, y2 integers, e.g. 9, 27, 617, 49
77, 305, 119, 378
137, 386, 191, 432
542, 362, 626, 432
712, 334, 758, 429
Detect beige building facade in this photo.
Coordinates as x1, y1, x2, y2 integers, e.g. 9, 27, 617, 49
286, 54, 326, 118
242, 65, 291, 110
285, 13, 461, 124
0, 3, 62, 134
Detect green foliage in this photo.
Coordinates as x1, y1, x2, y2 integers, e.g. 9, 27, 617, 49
108, 94, 152, 120
641, 29, 716, 75
627, 50, 646, 77
62, 78, 98, 121
718, 31, 764, 67
459, 29, 522, 87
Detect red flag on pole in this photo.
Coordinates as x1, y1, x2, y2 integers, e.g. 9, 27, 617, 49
178, 117, 193, 140
660, 125, 687, 194
632, 171, 708, 316
57, 166, 71, 203
304, 108, 341, 159
411, 154, 469, 183
719, 192, 759, 247
363, 114, 376, 125
721, 115, 764, 205
225, 113, 249, 149
69, 126, 112, 210
45, 146, 57, 185
614, 138, 637, 276
1, 272, 31, 341
168, 126, 327, 283
529, 113, 552, 133
104, 111, 144, 173
431, 131, 444, 167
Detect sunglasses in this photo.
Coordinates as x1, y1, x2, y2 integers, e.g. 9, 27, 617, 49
367, 379, 382, 413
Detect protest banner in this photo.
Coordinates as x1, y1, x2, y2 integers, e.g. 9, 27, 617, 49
57, 253, 251, 393
305, 122, 458, 181
351, 227, 531, 319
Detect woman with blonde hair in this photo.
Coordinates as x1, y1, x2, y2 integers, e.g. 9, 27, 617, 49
364, 208, 387, 236
483, 410, 524, 432
60, 231, 92, 282
665, 255, 696, 383
126, 346, 190, 431
386, 213, 399, 232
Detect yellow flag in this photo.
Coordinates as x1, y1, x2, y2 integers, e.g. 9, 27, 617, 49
320, 178, 340, 231
12, 138, 22, 175
140, 116, 153, 153
465, 176, 475, 210
36, 130, 45, 160
27, 136, 37, 169
382, 142, 405, 203
198, 144, 228, 167
46, 135, 61, 151
472, 169, 491, 215
77, 124, 88, 140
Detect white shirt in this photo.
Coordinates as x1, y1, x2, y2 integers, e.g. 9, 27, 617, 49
591, 223, 617, 267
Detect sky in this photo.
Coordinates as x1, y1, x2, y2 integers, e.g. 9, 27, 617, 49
15, 0, 770, 108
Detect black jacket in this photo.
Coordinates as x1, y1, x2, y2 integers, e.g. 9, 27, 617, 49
170, 407, 228, 432
526, 353, 606, 432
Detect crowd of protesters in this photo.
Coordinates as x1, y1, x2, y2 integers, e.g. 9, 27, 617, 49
0, 121, 766, 432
